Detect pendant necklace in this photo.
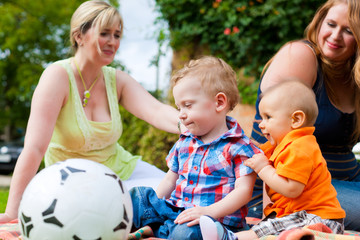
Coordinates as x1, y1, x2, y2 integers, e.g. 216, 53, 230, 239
74, 59, 100, 107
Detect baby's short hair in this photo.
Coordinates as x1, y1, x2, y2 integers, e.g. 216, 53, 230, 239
171, 56, 239, 111
261, 79, 318, 126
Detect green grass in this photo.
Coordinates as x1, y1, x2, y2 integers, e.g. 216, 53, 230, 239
0, 188, 9, 212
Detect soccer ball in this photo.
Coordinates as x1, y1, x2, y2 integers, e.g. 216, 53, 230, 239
18, 158, 133, 240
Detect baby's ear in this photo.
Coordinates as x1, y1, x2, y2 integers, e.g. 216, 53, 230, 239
291, 110, 306, 129
215, 92, 228, 112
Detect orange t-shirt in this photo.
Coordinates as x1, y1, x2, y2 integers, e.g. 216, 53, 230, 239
261, 127, 345, 219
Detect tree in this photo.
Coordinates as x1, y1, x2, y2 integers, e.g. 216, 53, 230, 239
155, 0, 324, 102
0, 0, 118, 140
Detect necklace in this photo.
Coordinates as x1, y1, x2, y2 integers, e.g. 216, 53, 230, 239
74, 59, 99, 107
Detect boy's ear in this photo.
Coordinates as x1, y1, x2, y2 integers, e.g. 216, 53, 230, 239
215, 92, 228, 112
291, 110, 306, 129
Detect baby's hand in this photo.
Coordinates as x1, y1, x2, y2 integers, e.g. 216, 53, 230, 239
174, 206, 207, 226
244, 153, 270, 174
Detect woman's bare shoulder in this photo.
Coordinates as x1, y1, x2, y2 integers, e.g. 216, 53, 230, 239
261, 41, 318, 90
40, 62, 70, 82
35, 62, 70, 104
276, 41, 317, 63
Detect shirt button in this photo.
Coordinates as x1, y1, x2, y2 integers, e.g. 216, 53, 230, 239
189, 180, 194, 185
185, 197, 189, 201
194, 166, 198, 170
199, 147, 204, 151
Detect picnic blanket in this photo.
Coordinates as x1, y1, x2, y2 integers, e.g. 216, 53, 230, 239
1, 219, 359, 240
259, 222, 360, 240
127, 220, 360, 240
0, 219, 21, 240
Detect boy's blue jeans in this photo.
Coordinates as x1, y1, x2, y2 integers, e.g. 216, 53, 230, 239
331, 176, 360, 231
130, 186, 203, 239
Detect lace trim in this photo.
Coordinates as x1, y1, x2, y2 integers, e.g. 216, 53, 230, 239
64, 58, 122, 151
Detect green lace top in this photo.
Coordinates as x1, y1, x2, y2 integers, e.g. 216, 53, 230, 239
44, 58, 138, 180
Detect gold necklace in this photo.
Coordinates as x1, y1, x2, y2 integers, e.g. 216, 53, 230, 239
74, 59, 99, 107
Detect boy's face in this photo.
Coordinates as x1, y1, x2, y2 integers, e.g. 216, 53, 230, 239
258, 94, 293, 146
173, 76, 219, 137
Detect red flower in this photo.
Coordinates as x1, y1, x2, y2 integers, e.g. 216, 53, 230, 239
233, 26, 240, 33
213, 2, 220, 8
224, 28, 231, 35
216, 0, 222, 2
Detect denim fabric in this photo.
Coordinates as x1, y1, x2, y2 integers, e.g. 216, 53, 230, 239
130, 186, 202, 239
332, 176, 360, 231
247, 186, 263, 220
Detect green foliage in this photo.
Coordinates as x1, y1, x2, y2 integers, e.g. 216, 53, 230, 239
155, 0, 324, 103
0, 0, 119, 140
0, 188, 9, 212
139, 126, 178, 171
238, 79, 259, 104
0, 0, 79, 138
118, 106, 152, 156
118, 105, 178, 172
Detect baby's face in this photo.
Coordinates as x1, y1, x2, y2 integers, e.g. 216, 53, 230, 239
258, 94, 293, 146
172, 76, 218, 137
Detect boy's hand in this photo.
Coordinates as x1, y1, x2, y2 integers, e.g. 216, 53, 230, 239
244, 153, 270, 174
174, 206, 208, 226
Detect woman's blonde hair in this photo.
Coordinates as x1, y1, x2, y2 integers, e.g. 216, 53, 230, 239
171, 56, 240, 111
70, 0, 123, 53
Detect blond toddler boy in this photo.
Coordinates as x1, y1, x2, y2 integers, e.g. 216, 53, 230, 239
130, 56, 261, 239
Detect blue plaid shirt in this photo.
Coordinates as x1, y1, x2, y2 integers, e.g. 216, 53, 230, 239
166, 116, 262, 228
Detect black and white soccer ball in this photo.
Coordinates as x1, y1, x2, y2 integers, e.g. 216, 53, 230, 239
18, 158, 133, 240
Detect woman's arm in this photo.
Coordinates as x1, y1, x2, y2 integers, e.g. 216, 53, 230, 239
260, 41, 318, 92
0, 65, 68, 222
116, 70, 180, 134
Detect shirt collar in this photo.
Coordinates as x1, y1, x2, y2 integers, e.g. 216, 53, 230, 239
181, 116, 244, 144
261, 127, 315, 162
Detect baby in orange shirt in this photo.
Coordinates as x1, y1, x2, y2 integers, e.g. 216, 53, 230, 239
200, 80, 345, 240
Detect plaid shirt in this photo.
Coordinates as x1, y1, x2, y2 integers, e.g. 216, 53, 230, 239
166, 116, 262, 228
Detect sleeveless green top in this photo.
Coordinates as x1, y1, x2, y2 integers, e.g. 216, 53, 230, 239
44, 58, 138, 180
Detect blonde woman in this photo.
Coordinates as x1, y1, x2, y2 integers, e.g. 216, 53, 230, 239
0, 0, 180, 223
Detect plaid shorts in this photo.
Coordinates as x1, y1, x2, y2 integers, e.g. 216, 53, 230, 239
252, 210, 344, 237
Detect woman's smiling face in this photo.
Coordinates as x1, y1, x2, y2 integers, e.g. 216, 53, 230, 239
318, 3, 356, 62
